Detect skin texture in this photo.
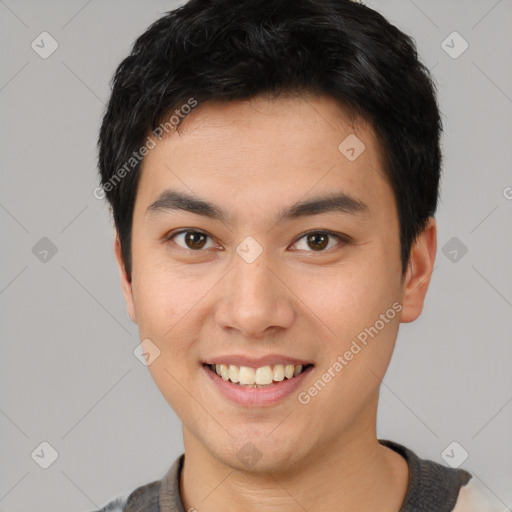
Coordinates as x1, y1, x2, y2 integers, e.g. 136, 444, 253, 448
114, 94, 437, 511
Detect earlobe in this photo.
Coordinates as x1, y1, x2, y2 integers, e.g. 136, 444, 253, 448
400, 217, 437, 323
114, 233, 137, 324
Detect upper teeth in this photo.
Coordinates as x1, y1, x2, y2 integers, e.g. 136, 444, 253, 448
213, 364, 304, 385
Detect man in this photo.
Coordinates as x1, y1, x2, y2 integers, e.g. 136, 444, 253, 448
93, 0, 501, 510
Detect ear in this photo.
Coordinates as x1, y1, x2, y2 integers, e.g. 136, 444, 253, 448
114, 232, 137, 324
400, 217, 437, 323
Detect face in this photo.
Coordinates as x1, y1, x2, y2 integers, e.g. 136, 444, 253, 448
115, 94, 436, 473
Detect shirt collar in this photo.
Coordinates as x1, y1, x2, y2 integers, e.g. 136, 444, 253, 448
159, 440, 472, 512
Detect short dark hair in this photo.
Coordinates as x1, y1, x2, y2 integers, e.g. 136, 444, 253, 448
98, 0, 442, 282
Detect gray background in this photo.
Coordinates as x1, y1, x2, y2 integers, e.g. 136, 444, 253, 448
1, 0, 511, 510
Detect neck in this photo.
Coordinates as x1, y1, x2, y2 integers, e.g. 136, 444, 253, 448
179, 403, 409, 512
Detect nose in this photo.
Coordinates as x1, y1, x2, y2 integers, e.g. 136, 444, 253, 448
214, 252, 295, 339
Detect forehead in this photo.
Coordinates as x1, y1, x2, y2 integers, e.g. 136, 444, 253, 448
159, 94, 380, 160
135, 94, 392, 222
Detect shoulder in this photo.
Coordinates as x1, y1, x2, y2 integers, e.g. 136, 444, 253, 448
85, 454, 185, 512
453, 477, 507, 512
379, 439, 505, 512
90, 480, 161, 512
86, 496, 127, 512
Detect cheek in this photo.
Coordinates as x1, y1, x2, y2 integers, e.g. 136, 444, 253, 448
303, 261, 402, 399
303, 262, 399, 336
132, 249, 187, 323
134, 269, 202, 413
132, 275, 175, 335
130, 270, 193, 374
146, 356, 197, 427
130, 258, 216, 373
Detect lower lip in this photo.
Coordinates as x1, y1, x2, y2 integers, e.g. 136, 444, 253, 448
202, 365, 314, 407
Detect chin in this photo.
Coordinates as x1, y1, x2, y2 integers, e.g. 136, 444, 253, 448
212, 433, 307, 475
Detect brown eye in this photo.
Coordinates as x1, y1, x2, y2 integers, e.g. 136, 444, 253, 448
306, 232, 329, 251
167, 230, 215, 251
292, 231, 346, 252
184, 232, 208, 250
166, 229, 347, 254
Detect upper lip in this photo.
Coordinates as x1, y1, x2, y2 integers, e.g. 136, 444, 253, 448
203, 354, 314, 367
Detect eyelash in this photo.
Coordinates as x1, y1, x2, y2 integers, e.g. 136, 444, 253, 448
164, 229, 350, 254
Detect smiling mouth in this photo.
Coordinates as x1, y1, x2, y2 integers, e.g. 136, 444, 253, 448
204, 363, 314, 388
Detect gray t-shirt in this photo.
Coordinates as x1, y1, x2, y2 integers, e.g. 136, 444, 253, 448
92, 439, 500, 512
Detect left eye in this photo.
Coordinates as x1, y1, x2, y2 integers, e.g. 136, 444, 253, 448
292, 231, 345, 252
165, 230, 346, 252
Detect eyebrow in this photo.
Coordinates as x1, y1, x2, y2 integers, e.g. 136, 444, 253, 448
145, 189, 369, 224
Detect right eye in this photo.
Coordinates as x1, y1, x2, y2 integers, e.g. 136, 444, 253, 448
165, 229, 217, 251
